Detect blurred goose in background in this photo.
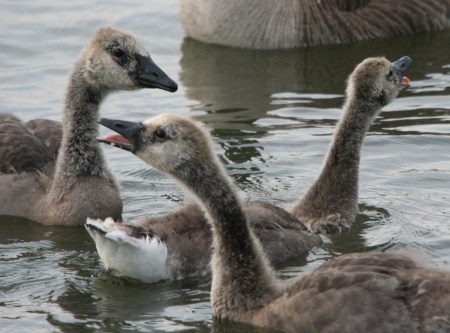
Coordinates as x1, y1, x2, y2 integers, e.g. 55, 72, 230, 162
291, 55, 412, 234
0, 27, 177, 226
180, 0, 450, 49
90, 107, 450, 332
85, 55, 411, 282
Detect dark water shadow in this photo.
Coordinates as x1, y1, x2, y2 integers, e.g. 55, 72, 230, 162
325, 203, 394, 255
0, 215, 93, 250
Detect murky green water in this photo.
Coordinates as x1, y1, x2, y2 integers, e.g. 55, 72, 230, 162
1, 1, 449, 332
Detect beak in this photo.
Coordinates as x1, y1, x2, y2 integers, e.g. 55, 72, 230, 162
97, 118, 144, 152
392, 56, 412, 91
135, 54, 178, 92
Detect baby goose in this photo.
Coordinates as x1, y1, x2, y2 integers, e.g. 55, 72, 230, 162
0, 27, 177, 226
291, 56, 412, 234
88, 108, 450, 332
180, 0, 450, 49
86, 124, 321, 282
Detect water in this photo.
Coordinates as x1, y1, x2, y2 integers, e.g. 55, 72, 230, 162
1, 1, 450, 332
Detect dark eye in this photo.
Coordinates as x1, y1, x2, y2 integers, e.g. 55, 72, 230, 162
112, 47, 125, 58
154, 129, 166, 140
388, 69, 394, 78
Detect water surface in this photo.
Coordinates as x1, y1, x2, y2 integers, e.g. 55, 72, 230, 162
1, 1, 450, 332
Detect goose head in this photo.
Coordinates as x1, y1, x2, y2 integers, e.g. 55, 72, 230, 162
98, 114, 213, 177
347, 56, 411, 108
79, 27, 178, 92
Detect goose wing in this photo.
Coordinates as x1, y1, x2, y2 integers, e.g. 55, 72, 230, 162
25, 118, 62, 159
244, 200, 322, 265
0, 115, 60, 173
276, 252, 450, 332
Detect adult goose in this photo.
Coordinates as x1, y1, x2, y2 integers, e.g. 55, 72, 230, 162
89, 109, 450, 332
0, 27, 177, 226
180, 0, 450, 49
85, 55, 411, 282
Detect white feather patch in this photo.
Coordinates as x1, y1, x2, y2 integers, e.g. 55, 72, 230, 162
85, 218, 170, 283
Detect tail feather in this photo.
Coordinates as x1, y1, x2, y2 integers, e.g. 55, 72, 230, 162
85, 217, 170, 283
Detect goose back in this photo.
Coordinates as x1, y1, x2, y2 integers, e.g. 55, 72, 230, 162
0, 117, 56, 173
180, 0, 450, 49
247, 252, 450, 333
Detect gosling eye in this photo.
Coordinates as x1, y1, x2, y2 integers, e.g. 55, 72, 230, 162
387, 69, 394, 79
112, 47, 125, 58
154, 129, 167, 140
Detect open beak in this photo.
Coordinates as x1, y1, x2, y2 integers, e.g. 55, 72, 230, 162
392, 56, 412, 91
97, 118, 144, 152
135, 54, 178, 92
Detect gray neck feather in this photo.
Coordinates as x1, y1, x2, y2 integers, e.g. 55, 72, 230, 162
323, 99, 377, 184
181, 159, 250, 250
179, 158, 279, 311
51, 61, 111, 196
299, 97, 380, 219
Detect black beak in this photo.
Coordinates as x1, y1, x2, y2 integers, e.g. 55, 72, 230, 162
392, 56, 412, 78
135, 54, 178, 92
97, 118, 144, 152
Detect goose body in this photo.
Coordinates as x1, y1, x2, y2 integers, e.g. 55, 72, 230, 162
97, 58, 450, 332
86, 195, 320, 283
0, 27, 177, 226
291, 56, 412, 234
180, 0, 450, 49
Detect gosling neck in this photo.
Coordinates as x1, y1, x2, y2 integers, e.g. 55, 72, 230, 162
178, 157, 279, 314
296, 95, 381, 221
180, 158, 252, 254
51, 61, 111, 195
324, 97, 379, 182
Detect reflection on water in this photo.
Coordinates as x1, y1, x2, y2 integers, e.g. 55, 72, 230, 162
180, 31, 450, 119
1, 1, 450, 332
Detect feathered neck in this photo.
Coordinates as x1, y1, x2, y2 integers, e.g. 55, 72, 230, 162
175, 153, 280, 316
50, 60, 112, 196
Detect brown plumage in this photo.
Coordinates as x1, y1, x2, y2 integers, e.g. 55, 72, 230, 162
86, 166, 320, 283
180, 0, 450, 49
0, 27, 177, 226
109, 115, 450, 332
85, 55, 411, 282
85, 120, 321, 282
90, 57, 450, 332
0, 115, 59, 173
136, 200, 318, 277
